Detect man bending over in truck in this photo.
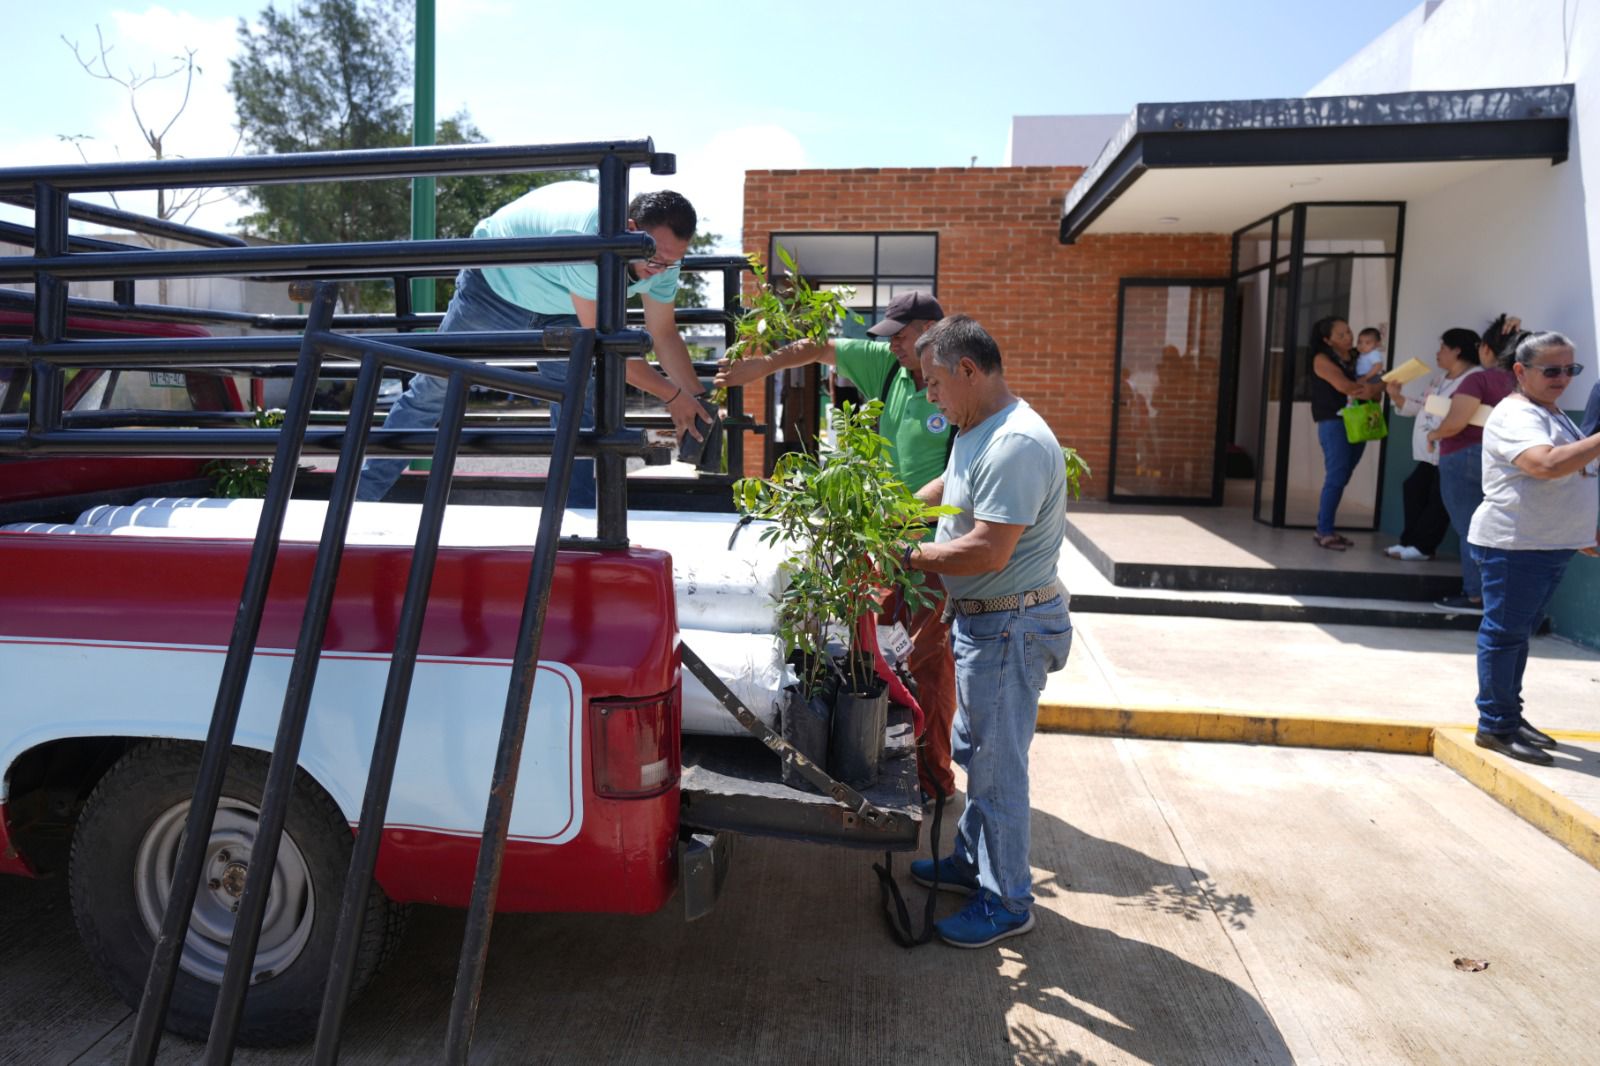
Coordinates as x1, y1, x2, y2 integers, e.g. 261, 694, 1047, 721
714, 291, 958, 811
356, 182, 714, 506
904, 314, 1072, 948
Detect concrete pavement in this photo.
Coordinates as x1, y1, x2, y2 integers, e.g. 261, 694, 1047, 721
7, 734, 1600, 1065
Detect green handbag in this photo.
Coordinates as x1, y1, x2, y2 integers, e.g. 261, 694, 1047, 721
1342, 400, 1388, 444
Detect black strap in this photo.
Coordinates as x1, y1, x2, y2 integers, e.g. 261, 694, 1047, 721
872, 777, 947, 948
679, 643, 895, 826
877, 367, 897, 407
726, 514, 756, 551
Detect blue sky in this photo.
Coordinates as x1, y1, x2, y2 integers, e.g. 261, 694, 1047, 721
2, 0, 1424, 244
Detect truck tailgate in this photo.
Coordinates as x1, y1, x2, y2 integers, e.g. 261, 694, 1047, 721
678, 706, 923, 851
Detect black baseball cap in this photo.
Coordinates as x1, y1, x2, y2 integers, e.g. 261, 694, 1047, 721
867, 291, 945, 337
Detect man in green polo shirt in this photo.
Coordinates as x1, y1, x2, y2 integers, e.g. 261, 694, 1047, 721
713, 291, 957, 805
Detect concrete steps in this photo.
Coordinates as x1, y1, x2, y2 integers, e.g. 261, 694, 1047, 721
1061, 508, 1481, 630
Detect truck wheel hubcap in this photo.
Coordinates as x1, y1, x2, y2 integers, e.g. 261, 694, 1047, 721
134, 797, 315, 984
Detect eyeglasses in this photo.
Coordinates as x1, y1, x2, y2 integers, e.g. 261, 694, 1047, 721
1532, 362, 1585, 379
642, 256, 681, 271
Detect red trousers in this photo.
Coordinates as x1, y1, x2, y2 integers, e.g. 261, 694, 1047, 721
885, 575, 956, 799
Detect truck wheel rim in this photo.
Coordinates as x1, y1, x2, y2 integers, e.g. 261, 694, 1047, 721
133, 797, 315, 985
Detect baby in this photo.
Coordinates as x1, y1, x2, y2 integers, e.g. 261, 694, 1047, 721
1355, 327, 1385, 380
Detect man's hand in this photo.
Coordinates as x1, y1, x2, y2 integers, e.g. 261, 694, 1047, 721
714, 355, 767, 391
1385, 380, 1404, 404
668, 389, 713, 441
1582, 529, 1600, 558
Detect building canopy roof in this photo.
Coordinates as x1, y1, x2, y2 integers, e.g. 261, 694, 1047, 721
1060, 85, 1573, 243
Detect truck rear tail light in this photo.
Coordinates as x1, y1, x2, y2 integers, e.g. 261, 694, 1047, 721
591, 689, 680, 799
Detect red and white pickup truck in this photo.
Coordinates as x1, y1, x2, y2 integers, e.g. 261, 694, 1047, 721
0, 485, 921, 1044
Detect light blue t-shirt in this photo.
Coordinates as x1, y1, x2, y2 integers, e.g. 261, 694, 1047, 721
474, 181, 680, 314
935, 399, 1067, 602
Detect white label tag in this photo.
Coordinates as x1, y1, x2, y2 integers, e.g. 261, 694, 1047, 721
878, 623, 914, 663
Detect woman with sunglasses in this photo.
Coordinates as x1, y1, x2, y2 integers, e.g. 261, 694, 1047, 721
1466, 332, 1600, 764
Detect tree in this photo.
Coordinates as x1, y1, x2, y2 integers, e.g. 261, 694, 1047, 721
228, 0, 585, 310
60, 25, 238, 226
675, 232, 723, 309
228, 0, 412, 254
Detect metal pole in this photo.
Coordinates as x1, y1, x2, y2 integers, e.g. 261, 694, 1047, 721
594, 154, 629, 545
312, 371, 468, 1065
410, 0, 437, 315
124, 285, 334, 1066
443, 334, 596, 1064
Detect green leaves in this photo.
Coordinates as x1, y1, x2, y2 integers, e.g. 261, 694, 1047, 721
735, 400, 955, 695
204, 406, 285, 499
722, 245, 861, 373
1062, 445, 1092, 501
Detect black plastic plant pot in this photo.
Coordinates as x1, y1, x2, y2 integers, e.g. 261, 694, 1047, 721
828, 680, 887, 790
677, 412, 723, 470
780, 686, 832, 791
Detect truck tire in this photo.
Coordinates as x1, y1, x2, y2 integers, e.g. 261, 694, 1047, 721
68, 740, 406, 1047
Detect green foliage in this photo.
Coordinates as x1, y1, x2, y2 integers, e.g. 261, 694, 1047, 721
227, 0, 583, 310
1062, 446, 1092, 501
204, 407, 285, 498
674, 232, 722, 309
717, 245, 859, 400
734, 400, 957, 696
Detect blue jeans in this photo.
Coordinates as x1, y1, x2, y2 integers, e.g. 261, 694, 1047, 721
1473, 545, 1574, 735
947, 594, 1073, 913
355, 269, 596, 507
1438, 445, 1484, 600
1315, 418, 1365, 536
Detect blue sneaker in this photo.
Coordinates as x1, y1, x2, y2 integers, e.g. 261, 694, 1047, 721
936, 890, 1035, 948
910, 855, 979, 894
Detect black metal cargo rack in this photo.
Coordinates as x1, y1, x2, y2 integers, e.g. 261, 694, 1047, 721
0, 138, 742, 1064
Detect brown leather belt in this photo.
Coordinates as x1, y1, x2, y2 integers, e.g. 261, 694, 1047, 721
949, 580, 1063, 618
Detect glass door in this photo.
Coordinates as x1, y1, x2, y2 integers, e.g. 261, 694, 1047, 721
1233, 203, 1404, 527
1109, 279, 1232, 503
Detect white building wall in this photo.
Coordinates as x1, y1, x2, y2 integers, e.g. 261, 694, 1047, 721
1006, 115, 1128, 166
1312, 0, 1600, 401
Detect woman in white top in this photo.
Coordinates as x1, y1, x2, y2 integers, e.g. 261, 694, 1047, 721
1467, 331, 1600, 765
1383, 327, 1480, 560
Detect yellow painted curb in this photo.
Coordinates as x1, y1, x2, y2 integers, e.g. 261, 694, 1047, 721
1034, 702, 1600, 874
1430, 727, 1600, 872
1036, 702, 1436, 755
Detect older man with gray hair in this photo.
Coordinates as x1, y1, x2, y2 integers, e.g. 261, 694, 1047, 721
902, 314, 1072, 948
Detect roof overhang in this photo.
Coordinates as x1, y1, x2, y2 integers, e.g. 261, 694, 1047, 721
1060, 85, 1573, 243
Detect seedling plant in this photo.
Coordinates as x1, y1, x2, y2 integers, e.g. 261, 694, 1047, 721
734, 399, 957, 698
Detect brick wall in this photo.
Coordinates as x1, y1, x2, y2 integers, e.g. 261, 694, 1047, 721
740, 167, 1232, 495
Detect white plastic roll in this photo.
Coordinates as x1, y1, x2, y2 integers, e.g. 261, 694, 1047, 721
678, 629, 791, 737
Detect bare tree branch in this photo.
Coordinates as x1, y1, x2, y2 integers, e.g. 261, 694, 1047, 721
60, 25, 234, 224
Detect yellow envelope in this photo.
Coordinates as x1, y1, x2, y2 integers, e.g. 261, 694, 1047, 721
1423, 393, 1492, 426
1382, 357, 1431, 384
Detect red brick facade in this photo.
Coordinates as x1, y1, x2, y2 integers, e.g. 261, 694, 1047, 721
740, 167, 1231, 496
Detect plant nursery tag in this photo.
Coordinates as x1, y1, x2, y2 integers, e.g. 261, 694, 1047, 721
878, 624, 914, 662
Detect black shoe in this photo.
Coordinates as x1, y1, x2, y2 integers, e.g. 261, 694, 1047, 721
1435, 595, 1484, 614
1517, 721, 1557, 749
1474, 730, 1554, 765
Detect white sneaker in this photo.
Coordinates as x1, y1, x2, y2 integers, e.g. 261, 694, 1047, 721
1384, 544, 1405, 558
1396, 546, 1431, 561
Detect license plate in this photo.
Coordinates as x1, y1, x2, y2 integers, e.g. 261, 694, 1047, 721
148, 372, 186, 388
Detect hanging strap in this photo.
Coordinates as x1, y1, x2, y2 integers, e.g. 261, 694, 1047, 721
679, 643, 893, 826
873, 778, 947, 948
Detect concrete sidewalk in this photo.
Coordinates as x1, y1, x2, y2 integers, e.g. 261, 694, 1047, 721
1046, 536, 1600, 869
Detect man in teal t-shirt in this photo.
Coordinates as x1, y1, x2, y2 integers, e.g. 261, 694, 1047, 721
358, 182, 713, 505
713, 291, 959, 805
